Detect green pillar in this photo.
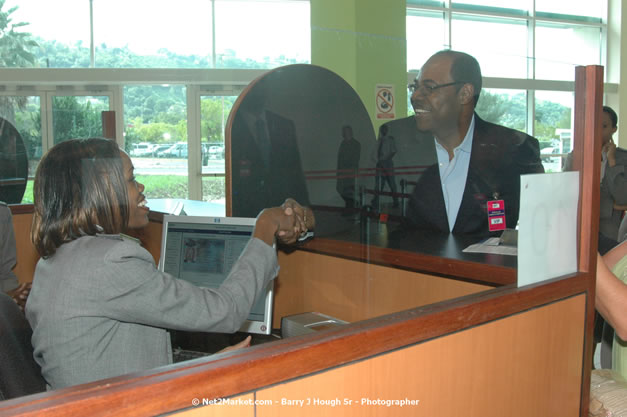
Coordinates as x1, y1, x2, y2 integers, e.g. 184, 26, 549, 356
311, 0, 407, 131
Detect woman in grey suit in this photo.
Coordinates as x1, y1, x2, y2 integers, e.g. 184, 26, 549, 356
25, 138, 313, 390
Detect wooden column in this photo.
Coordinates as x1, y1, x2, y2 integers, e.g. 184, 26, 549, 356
573, 65, 604, 417
101, 111, 116, 140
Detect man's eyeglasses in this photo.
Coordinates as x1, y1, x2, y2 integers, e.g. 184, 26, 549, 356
408, 81, 465, 96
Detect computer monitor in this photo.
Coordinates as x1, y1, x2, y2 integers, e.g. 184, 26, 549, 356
158, 215, 274, 335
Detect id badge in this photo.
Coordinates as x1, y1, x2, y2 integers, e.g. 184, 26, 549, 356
487, 197, 506, 232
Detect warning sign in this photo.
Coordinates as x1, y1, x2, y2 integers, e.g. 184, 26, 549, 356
375, 84, 395, 120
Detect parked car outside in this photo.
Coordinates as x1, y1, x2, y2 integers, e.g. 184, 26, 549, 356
130, 142, 156, 157
152, 144, 173, 157
158, 142, 188, 158
209, 145, 225, 159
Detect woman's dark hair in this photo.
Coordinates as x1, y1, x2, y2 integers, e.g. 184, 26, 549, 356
603, 106, 618, 128
31, 138, 129, 258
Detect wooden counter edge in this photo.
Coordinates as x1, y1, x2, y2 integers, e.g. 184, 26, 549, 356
0, 271, 588, 417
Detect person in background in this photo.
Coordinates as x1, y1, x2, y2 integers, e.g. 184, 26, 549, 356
399, 50, 543, 236
336, 125, 361, 211
372, 124, 399, 209
0, 201, 30, 312
26, 138, 315, 390
564, 106, 627, 243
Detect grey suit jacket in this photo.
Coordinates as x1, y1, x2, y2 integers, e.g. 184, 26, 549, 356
0, 203, 18, 292
26, 234, 279, 390
564, 148, 627, 240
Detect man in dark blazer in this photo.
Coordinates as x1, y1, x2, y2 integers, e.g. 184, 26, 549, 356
388, 50, 544, 237
230, 86, 310, 218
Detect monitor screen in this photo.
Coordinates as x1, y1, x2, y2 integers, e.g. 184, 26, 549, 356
159, 215, 274, 335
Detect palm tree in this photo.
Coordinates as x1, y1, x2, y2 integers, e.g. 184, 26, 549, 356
0, 0, 40, 186
0, 0, 39, 153
0, 0, 38, 68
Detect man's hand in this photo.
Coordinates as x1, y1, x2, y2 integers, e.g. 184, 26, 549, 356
253, 199, 315, 246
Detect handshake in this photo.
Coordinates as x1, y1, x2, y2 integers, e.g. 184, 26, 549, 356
254, 198, 315, 246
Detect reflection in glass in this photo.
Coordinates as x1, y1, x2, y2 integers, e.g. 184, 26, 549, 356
535, 23, 601, 81
0, 118, 28, 204
535, 91, 573, 173
0, 96, 41, 182
452, 14, 528, 78
229, 64, 375, 218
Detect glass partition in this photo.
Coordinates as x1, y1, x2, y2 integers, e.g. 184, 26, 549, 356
227, 64, 532, 270
0, 1, 606, 404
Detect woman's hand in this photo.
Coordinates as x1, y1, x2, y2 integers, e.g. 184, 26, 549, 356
6, 282, 31, 313
216, 335, 251, 354
604, 140, 617, 167
253, 199, 315, 246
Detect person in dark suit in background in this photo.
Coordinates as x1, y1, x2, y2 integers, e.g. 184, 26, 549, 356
230, 83, 310, 218
372, 124, 399, 208
387, 50, 543, 237
336, 125, 361, 210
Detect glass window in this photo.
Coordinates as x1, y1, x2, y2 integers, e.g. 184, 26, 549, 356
406, 10, 445, 72
476, 89, 527, 133
535, 0, 604, 20
124, 85, 188, 199
9, 0, 310, 69
451, 0, 531, 15
535, 23, 601, 81
407, 0, 443, 6
452, 14, 528, 78
9, 0, 90, 68
214, 0, 310, 69
535, 91, 573, 173
92, 0, 213, 68
200, 95, 230, 177
200, 95, 235, 205
52, 96, 110, 144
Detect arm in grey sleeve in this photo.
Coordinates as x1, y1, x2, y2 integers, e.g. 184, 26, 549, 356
96, 237, 279, 333
604, 163, 627, 206
0, 204, 19, 292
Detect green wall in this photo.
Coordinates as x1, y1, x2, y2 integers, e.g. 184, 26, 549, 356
311, 0, 408, 132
